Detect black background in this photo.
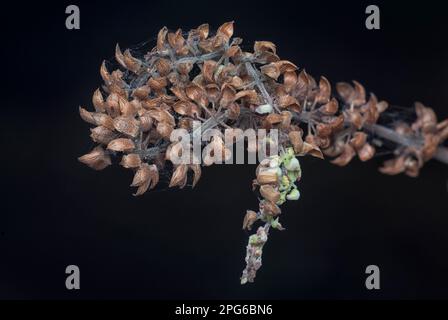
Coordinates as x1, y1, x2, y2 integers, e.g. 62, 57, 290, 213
0, 0, 447, 299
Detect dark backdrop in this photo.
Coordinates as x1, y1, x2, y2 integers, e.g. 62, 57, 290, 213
0, 0, 447, 299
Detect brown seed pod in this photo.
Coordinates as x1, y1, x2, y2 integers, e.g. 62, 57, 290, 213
219, 84, 236, 108
349, 132, 367, 150
120, 154, 142, 169
352, 81, 366, 106
107, 138, 135, 152
90, 126, 116, 145
319, 98, 339, 115
139, 113, 153, 132
234, 90, 259, 104
205, 83, 221, 102
288, 131, 304, 154
242, 210, 258, 230
78, 146, 111, 170
265, 113, 283, 125
344, 109, 363, 129
186, 84, 208, 108
132, 86, 151, 101
147, 77, 168, 92
169, 164, 188, 188
259, 185, 281, 203
379, 156, 406, 175
115, 43, 126, 68
331, 143, 356, 166
217, 21, 234, 42
178, 118, 193, 130
300, 142, 324, 159
113, 116, 140, 138
315, 76, 331, 104
147, 109, 175, 126
118, 96, 137, 117
413, 102, 438, 133
257, 170, 278, 185
91, 113, 115, 130
100, 61, 112, 85
278, 95, 300, 110
227, 103, 241, 120
202, 60, 217, 83
421, 134, 440, 161
260, 62, 279, 80
105, 93, 121, 117
327, 114, 345, 131
79, 106, 96, 125
316, 123, 332, 138
156, 122, 174, 139
177, 62, 193, 75
131, 163, 158, 196
377, 100, 389, 113
357, 143, 375, 162
254, 41, 277, 55
261, 200, 281, 216
189, 164, 202, 188
283, 71, 298, 92
92, 89, 106, 112
336, 82, 355, 104
155, 58, 171, 76
280, 111, 292, 129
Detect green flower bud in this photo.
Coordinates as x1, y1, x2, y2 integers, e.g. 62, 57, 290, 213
286, 188, 300, 201
249, 234, 259, 245
285, 157, 300, 171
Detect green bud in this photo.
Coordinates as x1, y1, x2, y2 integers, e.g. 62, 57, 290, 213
286, 188, 300, 201
285, 157, 300, 171
281, 175, 289, 186
287, 170, 299, 182
249, 234, 259, 245
277, 192, 286, 205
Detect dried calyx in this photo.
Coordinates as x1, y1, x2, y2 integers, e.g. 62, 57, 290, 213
78, 22, 448, 284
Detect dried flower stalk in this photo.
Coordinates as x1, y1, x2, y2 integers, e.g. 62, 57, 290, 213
78, 22, 448, 284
